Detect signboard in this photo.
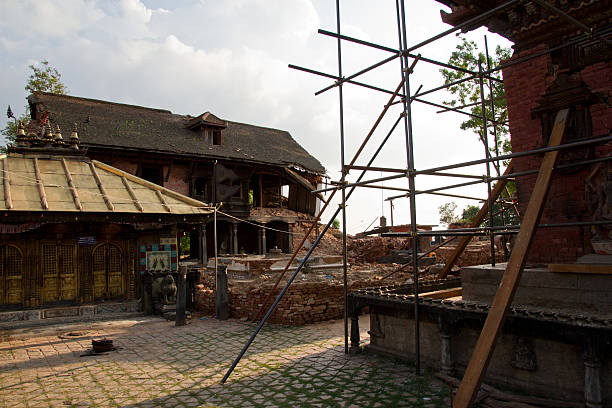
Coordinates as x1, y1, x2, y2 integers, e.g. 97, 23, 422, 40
160, 235, 176, 246
78, 236, 96, 246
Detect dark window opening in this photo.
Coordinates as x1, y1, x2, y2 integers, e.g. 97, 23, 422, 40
213, 130, 222, 145
141, 165, 164, 186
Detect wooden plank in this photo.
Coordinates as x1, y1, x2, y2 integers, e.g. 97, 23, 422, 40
421, 287, 462, 299
548, 263, 612, 274
89, 162, 115, 211
155, 190, 172, 213
32, 158, 49, 210
61, 158, 83, 211
3, 158, 12, 209
121, 176, 144, 212
437, 160, 514, 279
453, 109, 569, 408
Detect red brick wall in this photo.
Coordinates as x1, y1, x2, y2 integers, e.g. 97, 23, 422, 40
503, 47, 611, 263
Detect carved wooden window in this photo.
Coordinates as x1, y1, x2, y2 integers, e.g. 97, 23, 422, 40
1, 245, 23, 305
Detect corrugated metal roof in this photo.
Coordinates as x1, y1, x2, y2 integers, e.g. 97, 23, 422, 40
0, 153, 212, 216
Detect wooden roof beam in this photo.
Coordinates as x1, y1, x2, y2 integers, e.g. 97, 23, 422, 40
61, 158, 83, 211
32, 157, 49, 210
3, 158, 13, 210
121, 176, 144, 212
155, 190, 172, 213
89, 162, 115, 211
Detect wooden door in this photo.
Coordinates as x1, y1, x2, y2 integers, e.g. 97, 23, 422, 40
0, 245, 23, 306
93, 243, 124, 300
42, 243, 77, 303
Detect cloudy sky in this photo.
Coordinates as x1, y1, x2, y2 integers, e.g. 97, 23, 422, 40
0, 0, 513, 233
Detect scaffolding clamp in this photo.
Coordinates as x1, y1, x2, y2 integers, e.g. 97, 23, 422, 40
334, 77, 346, 87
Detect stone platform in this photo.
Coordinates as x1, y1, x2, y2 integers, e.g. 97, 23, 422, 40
0, 300, 140, 324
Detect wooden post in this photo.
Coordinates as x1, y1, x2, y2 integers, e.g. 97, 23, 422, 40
453, 109, 569, 408
438, 160, 514, 279
175, 265, 186, 326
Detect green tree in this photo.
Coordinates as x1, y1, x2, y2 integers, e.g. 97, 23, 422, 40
332, 218, 340, 229
440, 36, 512, 158
460, 204, 480, 223
438, 202, 459, 225
3, 60, 67, 147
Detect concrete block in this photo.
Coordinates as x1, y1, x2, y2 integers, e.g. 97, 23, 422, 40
44, 307, 79, 318
577, 274, 612, 291
0, 311, 24, 322
520, 269, 578, 289
80, 306, 95, 316
25, 310, 42, 320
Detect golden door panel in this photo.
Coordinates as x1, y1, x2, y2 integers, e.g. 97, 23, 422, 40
93, 246, 106, 299
1, 245, 23, 306
42, 244, 59, 303
108, 245, 123, 297
92, 243, 124, 300
42, 243, 77, 303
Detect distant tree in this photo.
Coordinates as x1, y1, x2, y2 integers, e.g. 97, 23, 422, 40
440, 36, 512, 159
438, 202, 459, 225
460, 205, 480, 223
332, 218, 340, 229
3, 60, 67, 148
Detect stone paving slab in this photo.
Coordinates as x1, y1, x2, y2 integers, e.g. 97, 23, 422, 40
0, 315, 450, 407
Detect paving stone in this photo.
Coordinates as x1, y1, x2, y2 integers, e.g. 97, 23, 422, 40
0, 315, 450, 407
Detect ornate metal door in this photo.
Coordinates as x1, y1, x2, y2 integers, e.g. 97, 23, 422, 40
0, 245, 23, 306
42, 243, 77, 303
92, 243, 124, 299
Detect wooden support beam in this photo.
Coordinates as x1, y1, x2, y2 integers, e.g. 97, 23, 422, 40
32, 157, 49, 210
121, 176, 144, 212
155, 190, 172, 213
3, 158, 12, 210
421, 287, 462, 299
437, 160, 515, 279
453, 109, 569, 408
548, 263, 612, 274
61, 158, 83, 211
89, 162, 115, 211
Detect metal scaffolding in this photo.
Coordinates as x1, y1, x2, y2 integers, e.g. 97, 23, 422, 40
221, 0, 612, 387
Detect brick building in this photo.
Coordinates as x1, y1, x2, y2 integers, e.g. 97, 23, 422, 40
25, 93, 326, 261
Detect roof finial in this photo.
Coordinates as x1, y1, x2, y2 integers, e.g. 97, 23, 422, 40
53, 125, 64, 146
16, 121, 27, 147
70, 123, 80, 150
43, 122, 54, 145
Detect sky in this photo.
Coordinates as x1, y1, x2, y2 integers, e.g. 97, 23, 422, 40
0, 0, 513, 233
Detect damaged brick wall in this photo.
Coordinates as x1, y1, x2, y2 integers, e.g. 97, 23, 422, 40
503, 45, 612, 263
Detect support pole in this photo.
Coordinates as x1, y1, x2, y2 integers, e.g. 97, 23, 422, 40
175, 265, 186, 326
452, 109, 569, 408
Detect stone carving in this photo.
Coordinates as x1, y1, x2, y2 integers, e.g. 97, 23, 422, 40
152, 274, 177, 305
511, 337, 537, 371
585, 163, 612, 253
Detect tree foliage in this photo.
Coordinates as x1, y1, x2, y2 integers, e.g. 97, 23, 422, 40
440, 36, 512, 157
3, 60, 67, 147
438, 202, 459, 225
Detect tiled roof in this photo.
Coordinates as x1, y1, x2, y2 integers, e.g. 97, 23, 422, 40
27, 93, 326, 175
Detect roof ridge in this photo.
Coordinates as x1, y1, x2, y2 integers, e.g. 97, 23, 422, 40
29, 92, 173, 115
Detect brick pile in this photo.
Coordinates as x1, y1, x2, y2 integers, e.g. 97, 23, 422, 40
435, 240, 505, 267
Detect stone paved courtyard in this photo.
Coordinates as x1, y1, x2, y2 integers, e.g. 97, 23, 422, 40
0, 314, 451, 407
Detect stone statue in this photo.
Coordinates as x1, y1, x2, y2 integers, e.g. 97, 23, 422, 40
152, 274, 177, 305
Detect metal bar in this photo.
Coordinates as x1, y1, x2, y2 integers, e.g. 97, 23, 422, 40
398, 0, 421, 376
415, 134, 612, 176
357, 184, 412, 192
406, 0, 520, 52
436, 96, 505, 113
428, 171, 484, 180
414, 97, 506, 125
335, 0, 350, 356
315, 53, 399, 96
314, 167, 407, 194
289, 64, 405, 98
478, 59, 496, 267
344, 165, 407, 173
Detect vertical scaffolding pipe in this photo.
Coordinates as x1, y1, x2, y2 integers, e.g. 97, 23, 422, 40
335, 0, 349, 355
479, 59, 496, 267
485, 36, 507, 236
398, 0, 421, 375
